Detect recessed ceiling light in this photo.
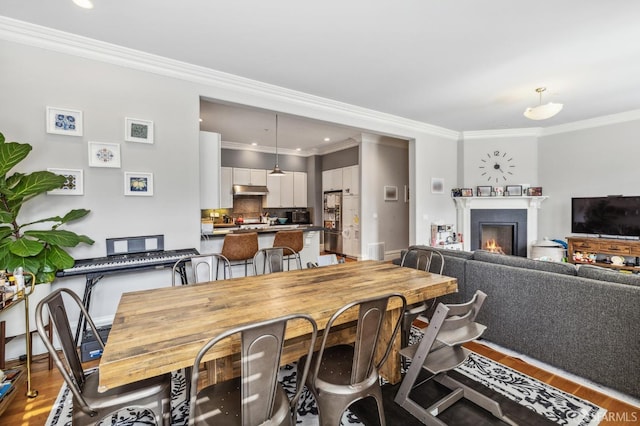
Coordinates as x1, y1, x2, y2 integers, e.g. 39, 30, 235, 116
296, 148, 301, 151
251, 142, 258, 146
72, 0, 94, 9
324, 137, 331, 142
198, 118, 203, 122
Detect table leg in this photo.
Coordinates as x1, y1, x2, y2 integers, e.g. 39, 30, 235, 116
377, 306, 402, 385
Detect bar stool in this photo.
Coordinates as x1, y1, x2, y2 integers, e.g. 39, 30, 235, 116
220, 232, 259, 276
273, 230, 304, 270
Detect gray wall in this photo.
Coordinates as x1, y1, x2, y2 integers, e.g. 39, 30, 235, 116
321, 146, 359, 170
221, 149, 308, 172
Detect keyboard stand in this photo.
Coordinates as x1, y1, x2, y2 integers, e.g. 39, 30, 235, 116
74, 272, 105, 345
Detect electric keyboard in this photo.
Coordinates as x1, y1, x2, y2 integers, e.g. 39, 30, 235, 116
56, 248, 199, 277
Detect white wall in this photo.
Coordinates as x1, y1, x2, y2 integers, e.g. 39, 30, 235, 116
0, 32, 460, 358
538, 119, 640, 240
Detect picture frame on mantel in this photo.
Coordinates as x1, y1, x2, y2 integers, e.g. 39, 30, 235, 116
477, 186, 492, 197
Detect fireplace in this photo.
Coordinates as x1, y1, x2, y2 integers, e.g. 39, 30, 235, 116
471, 209, 527, 256
453, 196, 547, 257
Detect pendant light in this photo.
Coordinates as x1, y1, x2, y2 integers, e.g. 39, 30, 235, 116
523, 87, 563, 120
270, 114, 285, 176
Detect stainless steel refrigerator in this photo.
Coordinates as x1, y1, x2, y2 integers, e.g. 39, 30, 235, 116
323, 190, 342, 254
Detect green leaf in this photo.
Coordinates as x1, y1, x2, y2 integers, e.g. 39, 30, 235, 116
9, 237, 44, 257
24, 229, 89, 247
0, 141, 32, 178
61, 209, 91, 223
0, 225, 12, 240
6, 171, 65, 201
0, 132, 4, 143
46, 245, 75, 270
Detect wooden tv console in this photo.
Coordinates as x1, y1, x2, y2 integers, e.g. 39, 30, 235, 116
567, 236, 640, 272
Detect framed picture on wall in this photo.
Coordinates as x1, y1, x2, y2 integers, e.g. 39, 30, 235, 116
124, 171, 154, 196
46, 106, 83, 136
47, 168, 84, 195
384, 185, 398, 201
431, 177, 444, 194
88, 142, 121, 168
125, 117, 154, 144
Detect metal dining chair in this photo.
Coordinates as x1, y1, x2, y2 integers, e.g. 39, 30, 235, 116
297, 293, 407, 426
172, 253, 232, 285
394, 290, 516, 424
252, 246, 296, 275
400, 246, 445, 356
272, 230, 304, 270
36, 288, 172, 426
189, 313, 318, 425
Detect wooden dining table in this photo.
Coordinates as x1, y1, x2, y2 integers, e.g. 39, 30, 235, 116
98, 260, 457, 392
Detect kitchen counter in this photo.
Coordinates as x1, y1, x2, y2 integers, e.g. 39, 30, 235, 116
202, 224, 321, 237
200, 226, 322, 274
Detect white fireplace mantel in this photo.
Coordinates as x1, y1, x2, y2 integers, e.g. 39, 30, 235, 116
453, 196, 548, 255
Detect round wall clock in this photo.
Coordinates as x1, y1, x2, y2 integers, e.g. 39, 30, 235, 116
479, 150, 516, 183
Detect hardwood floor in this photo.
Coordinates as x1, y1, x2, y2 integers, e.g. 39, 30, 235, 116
1, 341, 637, 425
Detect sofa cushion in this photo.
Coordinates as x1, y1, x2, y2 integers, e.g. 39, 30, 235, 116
577, 264, 640, 287
472, 250, 577, 276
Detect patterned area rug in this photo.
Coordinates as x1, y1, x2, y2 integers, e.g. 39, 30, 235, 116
45, 351, 605, 426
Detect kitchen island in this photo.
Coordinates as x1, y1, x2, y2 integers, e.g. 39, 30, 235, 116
201, 225, 322, 274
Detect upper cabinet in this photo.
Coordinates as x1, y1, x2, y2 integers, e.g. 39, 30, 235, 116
293, 172, 307, 207
199, 131, 221, 209
220, 166, 233, 208
342, 165, 359, 196
322, 168, 343, 192
233, 168, 267, 186
266, 171, 307, 208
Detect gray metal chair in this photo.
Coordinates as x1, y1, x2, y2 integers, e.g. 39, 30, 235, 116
172, 253, 232, 285
253, 246, 296, 275
395, 290, 516, 425
36, 288, 171, 426
297, 293, 407, 426
189, 313, 318, 425
400, 246, 445, 353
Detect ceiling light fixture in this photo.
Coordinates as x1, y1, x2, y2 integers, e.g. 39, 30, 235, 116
270, 114, 285, 176
523, 87, 563, 120
72, 0, 94, 9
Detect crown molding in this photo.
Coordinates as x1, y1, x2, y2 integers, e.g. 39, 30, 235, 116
462, 128, 543, 140
541, 109, 640, 136
0, 16, 459, 141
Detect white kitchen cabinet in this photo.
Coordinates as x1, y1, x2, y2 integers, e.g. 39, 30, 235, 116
342, 165, 359, 196
199, 131, 221, 209
293, 172, 307, 207
220, 166, 233, 208
233, 168, 267, 186
266, 172, 294, 207
322, 168, 343, 192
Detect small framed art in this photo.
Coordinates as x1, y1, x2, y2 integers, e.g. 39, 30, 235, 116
88, 142, 121, 168
431, 177, 444, 194
461, 188, 473, 197
384, 185, 398, 201
124, 172, 154, 196
527, 187, 543, 196
477, 186, 492, 197
46, 106, 83, 136
47, 168, 84, 195
505, 185, 523, 196
125, 117, 154, 143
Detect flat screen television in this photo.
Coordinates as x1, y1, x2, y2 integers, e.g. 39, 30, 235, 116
571, 196, 640, 237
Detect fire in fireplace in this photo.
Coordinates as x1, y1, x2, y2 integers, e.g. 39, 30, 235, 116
470, 209, 528, 257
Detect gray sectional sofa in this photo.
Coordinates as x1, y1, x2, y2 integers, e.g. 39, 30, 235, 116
394, 247, 640, 399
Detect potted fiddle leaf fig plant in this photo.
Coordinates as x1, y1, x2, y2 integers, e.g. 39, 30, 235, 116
0, 131, 94, 285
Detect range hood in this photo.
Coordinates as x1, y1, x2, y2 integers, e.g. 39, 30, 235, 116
233, 185, 269, 196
